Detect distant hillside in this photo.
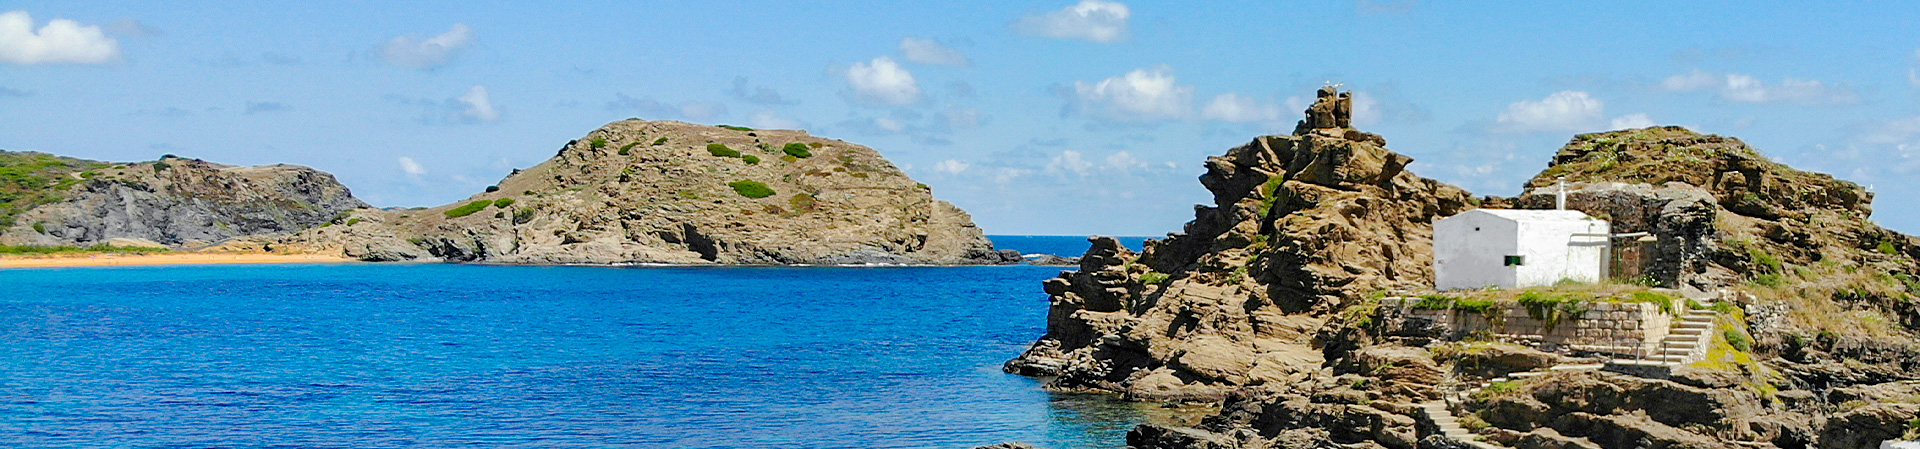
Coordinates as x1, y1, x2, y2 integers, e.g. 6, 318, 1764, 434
0, 151, 366, 248
282, 119, 1016, 265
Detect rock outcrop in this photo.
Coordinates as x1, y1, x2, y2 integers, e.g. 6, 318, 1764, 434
1006, 86, 1473, 403
0, 152, 367, 247
282, 120, 1015, 265
1012, 91, 1920, 449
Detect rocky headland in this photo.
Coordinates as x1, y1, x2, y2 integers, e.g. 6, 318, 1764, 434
0, 120, 1018, 265
1005, 88, 1920, 449
0, 151, 365, 249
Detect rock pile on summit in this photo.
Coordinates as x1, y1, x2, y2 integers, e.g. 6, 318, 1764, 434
1006, 86, 1474, 401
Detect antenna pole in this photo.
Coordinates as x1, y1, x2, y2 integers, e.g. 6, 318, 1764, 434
1556, 177, 1567, 211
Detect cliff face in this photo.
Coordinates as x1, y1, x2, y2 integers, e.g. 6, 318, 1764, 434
285, 119, 1015, 265
0, 152, 367, 247
1011, 91, 1920, 449
1005, 87, 1473, 400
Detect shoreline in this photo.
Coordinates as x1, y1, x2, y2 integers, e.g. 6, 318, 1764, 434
0, 252, 356, 269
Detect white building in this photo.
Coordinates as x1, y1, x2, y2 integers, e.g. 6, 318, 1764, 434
1433, 209, 1610, 291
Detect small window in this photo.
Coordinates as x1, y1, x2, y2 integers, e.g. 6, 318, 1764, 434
1504, 255, 1525, 266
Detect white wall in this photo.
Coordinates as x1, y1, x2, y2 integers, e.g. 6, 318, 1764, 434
1515, 218, 1609, 287
1434, 211, 1518, 291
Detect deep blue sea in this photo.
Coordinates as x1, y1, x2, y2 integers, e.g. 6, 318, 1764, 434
0, 236, 1168, 448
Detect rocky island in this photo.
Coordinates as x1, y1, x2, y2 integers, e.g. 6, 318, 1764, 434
1003, 87, 1920, 449
0, 120, 1019, 266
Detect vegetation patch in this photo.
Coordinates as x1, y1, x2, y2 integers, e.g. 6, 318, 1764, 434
443, 200, 493, 218
652, 137, 669, 146
707, 144, 741, 158
618, 142, 640, 155
782, 142, 814, 158
511, 207, 536, 225
1, 151, 106, 228
1139, 272, 1170, 285
742, 155, 761, 165
727, 180, 775, 199
788, 193, 816, 213
0, 244, 170, 255
719, 125, 753, 131
589, 137, 608, 149
492, 198, 515, 208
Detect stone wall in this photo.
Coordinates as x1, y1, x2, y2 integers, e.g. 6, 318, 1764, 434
1383, 298, 1673, 357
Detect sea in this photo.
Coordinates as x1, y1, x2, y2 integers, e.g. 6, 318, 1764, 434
0, 236, 1167, 448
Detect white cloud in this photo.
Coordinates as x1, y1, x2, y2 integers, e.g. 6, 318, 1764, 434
1350, 91, 1382, 127
1201, 93, 1282, 123
874, 116, 906, 132
934, 159, 970, 174
458, 85, 497, 122
1609, 113, 1656, 130
1045, 150, 1093, 176
1104, 151, 1148, 173
899, 37, 970, 67
1659, 70, 1858, 105
1495, 90, 1604, 133
1908, 68, 1919, 88
845, 56, 920, 106
747, 111, 804, 130
0, 11, 120, 65
1072, 65, 1192, 121
397, 157, 427, 175
1013, 0, 1131, 43
380, 23, 472, 69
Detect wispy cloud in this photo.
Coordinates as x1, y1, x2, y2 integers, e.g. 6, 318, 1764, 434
0, 11, 121, 65
457, 86, 497, 122
1012, 0, 1131, 43
728, 77, 793, 105
244, 101, 289, 114
1201, 93, 1282, 123
605, 93, 726, 121
379, 24, 472, 69
899, 37, 971, 67
397, 156, 427, 175
1659, 69, 1858, 105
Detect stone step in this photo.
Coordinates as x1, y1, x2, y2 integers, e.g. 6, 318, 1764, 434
1678, 321, 1713, 328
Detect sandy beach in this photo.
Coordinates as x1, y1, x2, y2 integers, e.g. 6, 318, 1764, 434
0, 252, 355, 269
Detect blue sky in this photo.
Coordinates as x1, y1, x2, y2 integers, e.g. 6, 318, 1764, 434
2, 1, 1917, 236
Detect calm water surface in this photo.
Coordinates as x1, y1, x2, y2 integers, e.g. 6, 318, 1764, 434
0, 237, 1169, 447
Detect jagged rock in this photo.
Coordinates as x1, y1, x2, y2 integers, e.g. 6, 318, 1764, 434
282, 120, 1010, 265
1006, 88, 1467, 400
971, 443, 1040, 449
1028, 254, 1081, 266
1817, 403, 1920, 449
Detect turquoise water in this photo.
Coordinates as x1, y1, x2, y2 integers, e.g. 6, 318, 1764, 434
986, 235, 1150, 258
0, 237, 1161, 447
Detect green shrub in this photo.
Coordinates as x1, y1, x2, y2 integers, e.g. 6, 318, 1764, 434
443, 200, 492, 218
32, 222, 46, 234
152, 160, 170, 171
589, 137, 608, 149
652, 137, 669, 146
512, 207, 536, 224
719, 125, 753, 131
619, 142, 640, 155
493, 198, 515, 208
1452, 298, 1496, 314
1139, 272, 1170, 285
781, 155, 798, 163
782, 142, 813, 158
742, 155, 761, 165
727, 180, 775, 198
1629, 291, 1677, 315
1749, 247, 1782, 273
485, 185, 500, 193
1752, 272, 1786, 288
707, 144, 741, 158
1879, 241, 1900, 255
1725, 328, 1753, 352
1411, 295, 1453, 310
346, 218, 362, 226
789, 193, 816, 212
